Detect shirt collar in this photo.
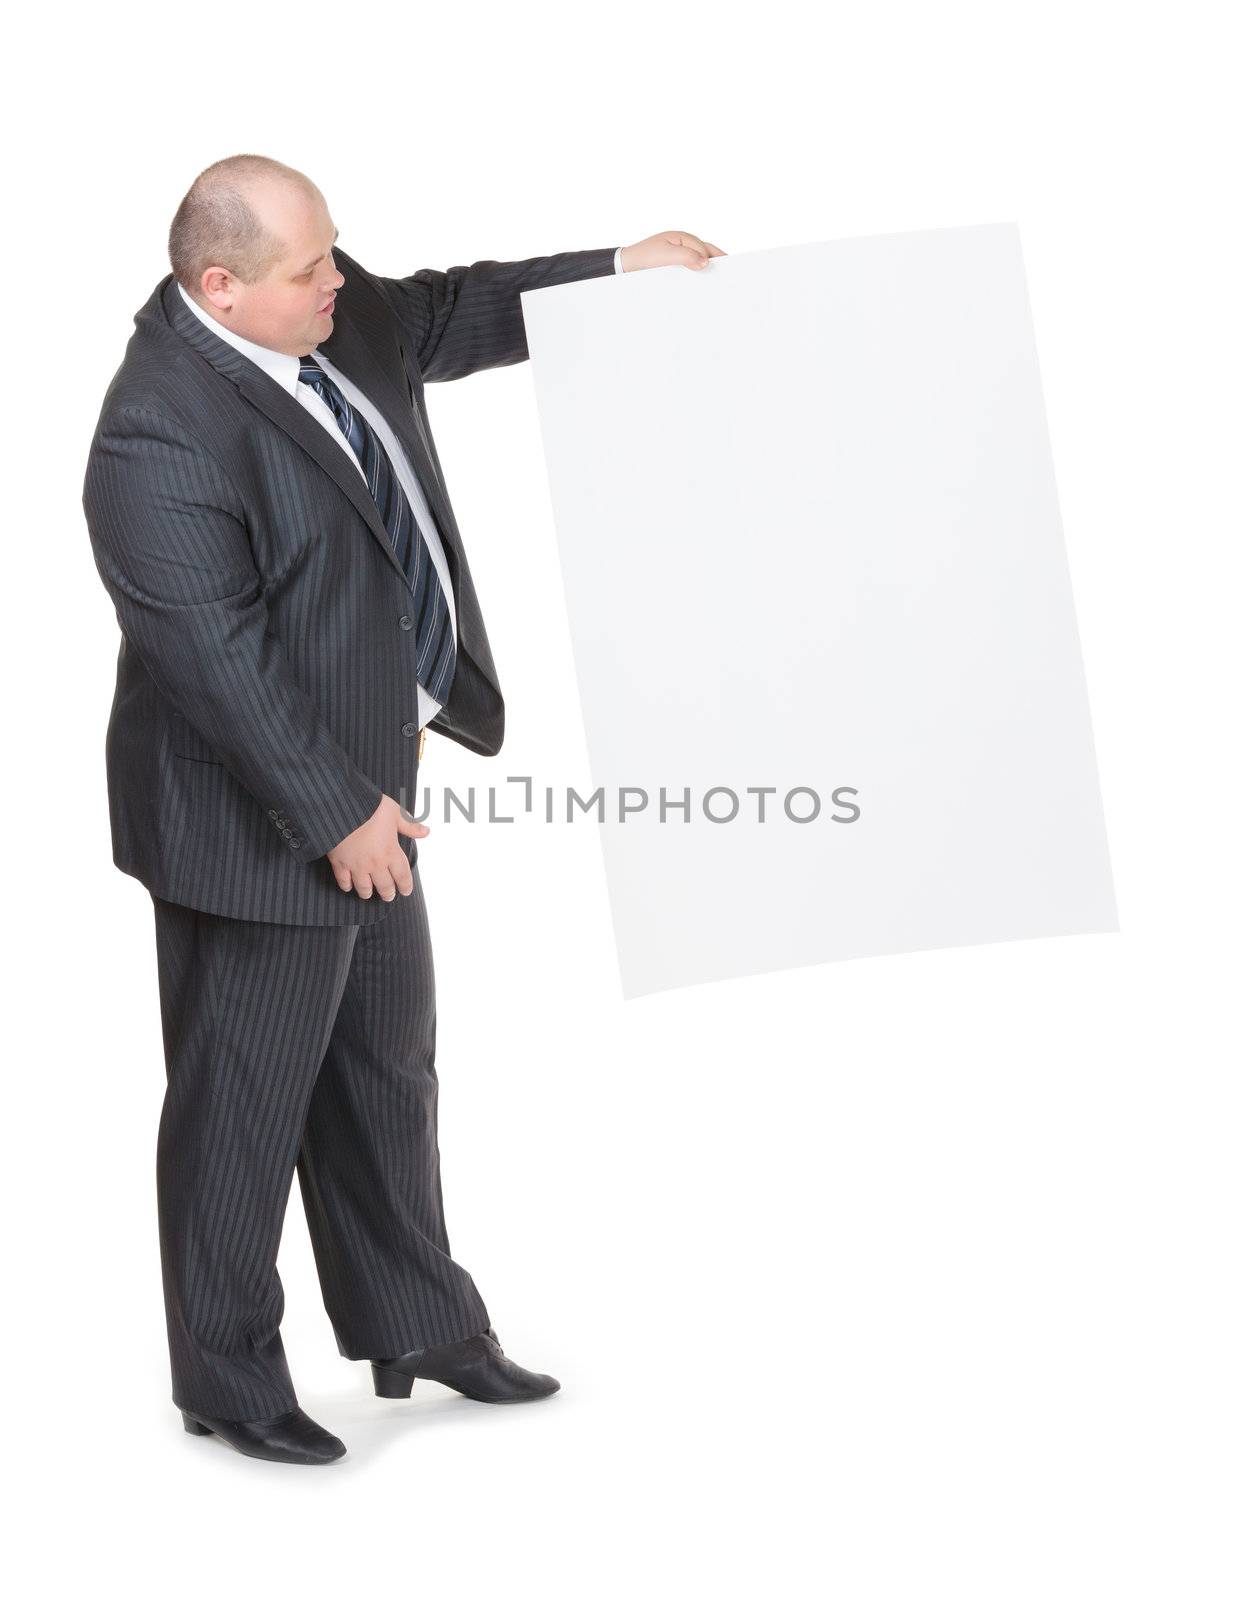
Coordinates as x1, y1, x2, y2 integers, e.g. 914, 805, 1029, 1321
177, 280, 302, 395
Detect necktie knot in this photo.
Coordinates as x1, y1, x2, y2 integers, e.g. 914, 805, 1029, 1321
297, 355, 325, 387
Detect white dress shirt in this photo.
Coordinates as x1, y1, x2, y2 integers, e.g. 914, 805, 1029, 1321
177, 245, 625, 730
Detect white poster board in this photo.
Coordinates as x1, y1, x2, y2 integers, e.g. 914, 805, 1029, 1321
521, 224, 1117, 998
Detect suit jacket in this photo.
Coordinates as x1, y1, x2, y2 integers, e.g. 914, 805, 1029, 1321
82, 241, 618, 925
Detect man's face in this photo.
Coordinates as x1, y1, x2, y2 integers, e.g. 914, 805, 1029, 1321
196, 183, 345, 356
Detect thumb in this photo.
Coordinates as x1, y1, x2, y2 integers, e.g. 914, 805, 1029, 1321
396, 810, 429, 837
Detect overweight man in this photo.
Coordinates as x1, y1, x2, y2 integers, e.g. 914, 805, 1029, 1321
82, 152, 723, 1466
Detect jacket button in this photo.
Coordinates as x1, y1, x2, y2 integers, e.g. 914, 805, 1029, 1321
399, 613, 414, 630
289, 836, 304, 849
281, 826, 292, 837
268, 809, 278, 819
402, 721, 418, 737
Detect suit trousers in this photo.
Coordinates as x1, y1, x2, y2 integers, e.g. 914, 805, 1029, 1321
149, 876, 491, 1420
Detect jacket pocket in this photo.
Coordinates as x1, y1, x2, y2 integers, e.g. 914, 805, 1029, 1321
168, 711, 224, 765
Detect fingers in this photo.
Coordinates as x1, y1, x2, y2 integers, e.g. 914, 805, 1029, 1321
390, 850, 414, 897
372, 867, 400, 902
637, 232, 726, 272
347, 867, 402, 902
332, 840, 419, 899
672, 232, 710, 268
343, 856, 418, 901
667, 232, 724, 270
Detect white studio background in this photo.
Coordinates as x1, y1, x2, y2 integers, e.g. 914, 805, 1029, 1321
3, 3, 1247, 1596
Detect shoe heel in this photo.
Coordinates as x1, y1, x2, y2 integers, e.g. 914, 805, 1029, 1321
182, 1413, 212, 1435
371, 1363, 415, 1399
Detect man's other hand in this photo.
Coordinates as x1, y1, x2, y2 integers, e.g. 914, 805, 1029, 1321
620, 231, 726, 273
327, 794, 429, 900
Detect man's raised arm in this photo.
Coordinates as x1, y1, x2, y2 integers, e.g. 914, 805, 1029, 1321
358, 244, 620, 383
355, 230, 724, 383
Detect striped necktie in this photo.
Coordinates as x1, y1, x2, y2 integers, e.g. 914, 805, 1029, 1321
298, 354, 456, 707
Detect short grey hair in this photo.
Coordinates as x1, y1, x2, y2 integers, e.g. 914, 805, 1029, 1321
169, 154, 317, 296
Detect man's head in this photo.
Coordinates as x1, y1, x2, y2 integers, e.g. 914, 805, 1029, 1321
169, 154, 344, 356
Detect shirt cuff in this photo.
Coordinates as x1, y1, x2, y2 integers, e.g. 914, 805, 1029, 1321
613, 245, 625, 274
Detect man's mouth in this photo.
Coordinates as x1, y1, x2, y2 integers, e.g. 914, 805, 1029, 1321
319, 296, 336, 314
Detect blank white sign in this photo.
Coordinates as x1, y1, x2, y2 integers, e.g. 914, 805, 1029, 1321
521, 224, 1117, 998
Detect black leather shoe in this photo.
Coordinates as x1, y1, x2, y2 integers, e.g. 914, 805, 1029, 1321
180, 1405, 347, 1464
371, 1324, 560, 1403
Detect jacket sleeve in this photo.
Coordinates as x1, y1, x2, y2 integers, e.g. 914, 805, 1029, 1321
82, 405, 384, 865
368, 245, 620, 382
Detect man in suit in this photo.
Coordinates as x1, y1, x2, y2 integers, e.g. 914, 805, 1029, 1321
82, 152, 724, 1465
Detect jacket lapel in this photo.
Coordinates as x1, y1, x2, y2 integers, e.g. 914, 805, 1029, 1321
318, 309, 462, 545
319, 301, 477, 642
163, 278, 411, 587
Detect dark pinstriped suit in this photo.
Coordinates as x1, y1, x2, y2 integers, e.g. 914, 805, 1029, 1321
83, 241, 619, 1419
